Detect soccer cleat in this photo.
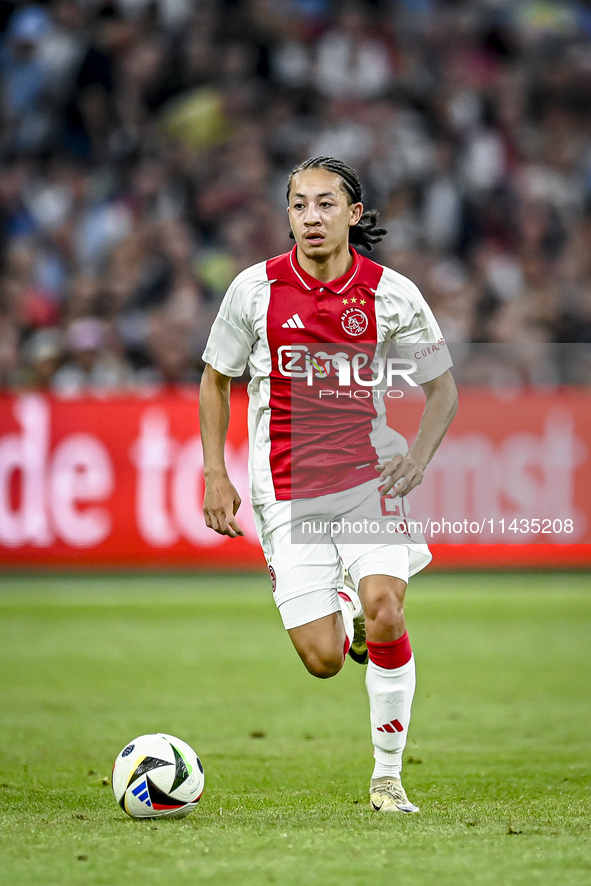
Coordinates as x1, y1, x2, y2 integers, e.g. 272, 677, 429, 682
369, 776, 419, 813
343, 570, 368, 665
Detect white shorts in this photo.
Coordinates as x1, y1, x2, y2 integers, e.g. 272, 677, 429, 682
253, 479, 432, 630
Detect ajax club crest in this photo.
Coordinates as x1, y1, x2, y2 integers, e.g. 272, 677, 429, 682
341, 306, 369, 336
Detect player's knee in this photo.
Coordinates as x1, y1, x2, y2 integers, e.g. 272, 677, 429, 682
301, 647, 343, 679
365, 590, 405, 634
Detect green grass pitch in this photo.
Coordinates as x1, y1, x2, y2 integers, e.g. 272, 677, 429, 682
0, 571, 590, 886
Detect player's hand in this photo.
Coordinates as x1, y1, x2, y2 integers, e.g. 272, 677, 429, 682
376, 453, 424, 498
203, 475, 245, 538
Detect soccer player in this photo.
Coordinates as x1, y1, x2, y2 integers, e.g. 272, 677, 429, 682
200, 157, 457, 812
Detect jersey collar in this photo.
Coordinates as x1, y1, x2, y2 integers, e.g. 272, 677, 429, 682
288, 245, 361, 294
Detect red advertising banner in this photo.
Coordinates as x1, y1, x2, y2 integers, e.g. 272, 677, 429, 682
0, 390, 261, 569
0, 388, 590, 570
385, 388, 591, 569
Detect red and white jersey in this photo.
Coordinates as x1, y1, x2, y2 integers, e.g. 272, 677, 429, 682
203, 246, 452, 504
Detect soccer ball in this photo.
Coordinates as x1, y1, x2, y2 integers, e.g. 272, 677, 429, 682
112, 733, 204, 819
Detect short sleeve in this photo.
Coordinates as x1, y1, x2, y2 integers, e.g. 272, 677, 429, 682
202, 271, 258, 377
383, 274, 453, 384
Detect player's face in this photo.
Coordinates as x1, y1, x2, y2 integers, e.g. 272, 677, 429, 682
287, 169, 363, 261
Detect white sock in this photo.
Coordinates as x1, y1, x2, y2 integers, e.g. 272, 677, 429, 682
365, 655, 416, 779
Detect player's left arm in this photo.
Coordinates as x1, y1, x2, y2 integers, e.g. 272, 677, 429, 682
377, 369, 458, 497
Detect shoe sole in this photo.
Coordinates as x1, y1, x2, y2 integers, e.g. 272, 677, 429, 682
348, 647, 369, 665
349, 608, 367, 665
370, 798, 420, 813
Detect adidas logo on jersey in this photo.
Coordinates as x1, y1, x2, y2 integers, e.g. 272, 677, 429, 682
282, 313, 305, 329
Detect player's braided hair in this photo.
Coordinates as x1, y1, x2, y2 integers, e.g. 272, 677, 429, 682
286, 157, 387, 252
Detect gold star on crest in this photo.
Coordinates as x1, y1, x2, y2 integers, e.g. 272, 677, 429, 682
342, 298, 348, 305
350, 296, 357, 303
360, 299, 366, 305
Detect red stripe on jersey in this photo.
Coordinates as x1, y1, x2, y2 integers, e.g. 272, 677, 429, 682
266, 248, 385, 500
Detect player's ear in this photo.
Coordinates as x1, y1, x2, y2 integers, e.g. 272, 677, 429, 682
287, 206, 295, 239
349, 202, 363, 226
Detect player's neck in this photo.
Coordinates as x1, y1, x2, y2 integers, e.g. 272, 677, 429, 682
295, 243, 354, 283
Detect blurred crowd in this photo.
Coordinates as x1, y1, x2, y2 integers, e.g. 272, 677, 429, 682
2, 0, 591, 393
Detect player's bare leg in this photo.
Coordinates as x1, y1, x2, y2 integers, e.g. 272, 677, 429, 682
287, 612, 349, 679
360, 573, 407, 639
358, 574, 419, 813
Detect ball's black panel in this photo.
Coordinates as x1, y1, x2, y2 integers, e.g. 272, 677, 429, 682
169, 743, 189, 792
126, 756, 170, 788
146, 774, 185, 810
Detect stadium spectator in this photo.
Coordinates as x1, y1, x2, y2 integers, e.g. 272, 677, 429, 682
0, 6, 53, 153
21, 326, 63, 389
52, 315, 133, 394
135, 310, 202, 389
0, 313, 20, 389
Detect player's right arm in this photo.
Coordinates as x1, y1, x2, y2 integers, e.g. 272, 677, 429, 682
200, 364, 245, 538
